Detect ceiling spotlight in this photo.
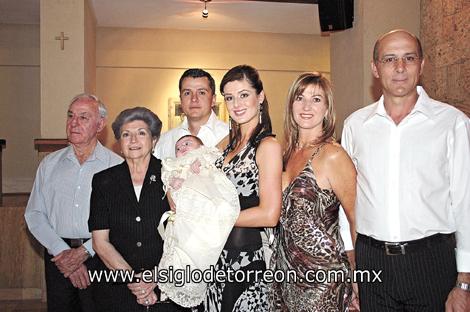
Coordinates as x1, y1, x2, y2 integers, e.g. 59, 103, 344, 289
200, 0, 211, 19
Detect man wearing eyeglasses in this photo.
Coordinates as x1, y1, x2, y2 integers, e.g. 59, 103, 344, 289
25, 94, 122, 312
342, 30, 470, 311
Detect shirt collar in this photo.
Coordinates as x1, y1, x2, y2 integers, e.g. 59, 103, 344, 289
63, 141, 107, 164
180, 110, 219, 131
364, 96, 387, 123
411, 86, 434, 121
364, 86, 434, 124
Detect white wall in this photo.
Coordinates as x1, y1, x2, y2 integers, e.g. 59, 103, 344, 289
0, 24, 41, 193
96, 27, 331, 149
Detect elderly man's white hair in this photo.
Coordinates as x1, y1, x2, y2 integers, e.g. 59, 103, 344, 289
70, 93, 108, 118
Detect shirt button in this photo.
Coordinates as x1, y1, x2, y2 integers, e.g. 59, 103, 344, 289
75, 204, 79, 207
135, 216, 141, 222
77, 185, 81, 189
136, 242, 142, 247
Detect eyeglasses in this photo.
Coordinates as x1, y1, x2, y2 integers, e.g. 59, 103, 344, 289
379, 54, 421, 66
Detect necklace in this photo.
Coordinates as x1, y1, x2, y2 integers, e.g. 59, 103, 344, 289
295, 141, 319, 150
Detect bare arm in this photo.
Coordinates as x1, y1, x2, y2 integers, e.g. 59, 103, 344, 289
92, 229, 157, 303
325, 145, 357, 250
167, 192, 176, 212
325, 144, 359, 310
445, 118, 470, 312
234, 137, 282, 227
92, 229, 132, 272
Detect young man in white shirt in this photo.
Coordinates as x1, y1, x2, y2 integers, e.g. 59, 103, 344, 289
155, 68, 228, 159
342, 29, 470, 311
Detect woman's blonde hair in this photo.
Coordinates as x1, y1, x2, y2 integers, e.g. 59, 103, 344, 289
283, 72, 336, 166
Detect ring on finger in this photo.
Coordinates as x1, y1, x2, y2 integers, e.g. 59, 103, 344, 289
145, 299, 149, 305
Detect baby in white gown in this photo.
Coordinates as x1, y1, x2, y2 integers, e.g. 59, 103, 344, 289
157, 135, 240, 308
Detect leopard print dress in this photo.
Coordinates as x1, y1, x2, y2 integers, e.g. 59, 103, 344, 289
200, 132, 273, 312
271, 146, 352, 312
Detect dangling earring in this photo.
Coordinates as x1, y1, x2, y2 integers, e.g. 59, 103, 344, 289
259, 104, 263, 124
229, 116, 232, 131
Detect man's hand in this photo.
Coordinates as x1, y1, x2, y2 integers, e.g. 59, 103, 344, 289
68, 264, 91, 289
446, 273, 470, 312
52, 246, 89, 277
446, 287, 470, 312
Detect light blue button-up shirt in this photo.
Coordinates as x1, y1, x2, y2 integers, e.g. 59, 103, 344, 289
25, 142, 122, 256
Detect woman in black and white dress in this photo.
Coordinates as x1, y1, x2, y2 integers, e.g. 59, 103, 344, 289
201, 65, 282, 312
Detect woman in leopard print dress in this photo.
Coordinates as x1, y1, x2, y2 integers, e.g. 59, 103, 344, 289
271, 72, 358, 311
200, 65, 282, 312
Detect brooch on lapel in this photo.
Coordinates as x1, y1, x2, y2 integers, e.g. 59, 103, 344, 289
149, 174, 157, 184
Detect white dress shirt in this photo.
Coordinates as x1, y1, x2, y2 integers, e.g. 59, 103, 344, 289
342, 86, 470, 272
154, 111, 228, 160
25, 142, 122, 256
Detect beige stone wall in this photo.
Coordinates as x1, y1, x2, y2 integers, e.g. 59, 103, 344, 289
420, 0, 470, 116
96, 27, 331, 149
0, 24, 40, 193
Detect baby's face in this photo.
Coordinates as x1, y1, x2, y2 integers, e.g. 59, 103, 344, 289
175, 137, 202, 157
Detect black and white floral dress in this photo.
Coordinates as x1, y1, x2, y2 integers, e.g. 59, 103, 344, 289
200, 132, 273, 312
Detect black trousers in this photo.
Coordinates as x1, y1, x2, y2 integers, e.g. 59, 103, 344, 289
44, 251, 96, 312
356, 234, 457, 312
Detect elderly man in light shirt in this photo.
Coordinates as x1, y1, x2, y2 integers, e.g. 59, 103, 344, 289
342, 29, 470, 311
25, 94, 122, 312
154, 68, 228, 160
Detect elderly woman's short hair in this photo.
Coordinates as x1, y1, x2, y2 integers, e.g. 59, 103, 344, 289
112, 107, 162, 140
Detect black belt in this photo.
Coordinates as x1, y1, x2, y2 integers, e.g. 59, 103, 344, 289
357, 233, 454, 256
62, 237, 89, 248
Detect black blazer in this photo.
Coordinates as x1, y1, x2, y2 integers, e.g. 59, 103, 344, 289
88, 155, 169, 272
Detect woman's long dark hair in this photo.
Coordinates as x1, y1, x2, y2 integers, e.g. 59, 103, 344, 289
220, 65, 272, 150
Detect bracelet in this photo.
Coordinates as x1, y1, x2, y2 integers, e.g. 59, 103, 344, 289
455, 282, 470, 292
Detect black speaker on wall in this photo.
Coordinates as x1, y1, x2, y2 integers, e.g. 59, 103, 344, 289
318, 0, 354, 32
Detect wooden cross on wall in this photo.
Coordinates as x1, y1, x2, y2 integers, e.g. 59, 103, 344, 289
55, 32, 69, 50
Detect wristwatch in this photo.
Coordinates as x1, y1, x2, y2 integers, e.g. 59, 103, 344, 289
455, 281, 470, 292
82, 246, 92, 259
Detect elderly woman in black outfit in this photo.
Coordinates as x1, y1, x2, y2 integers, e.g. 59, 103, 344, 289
88, 107, 187, 312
